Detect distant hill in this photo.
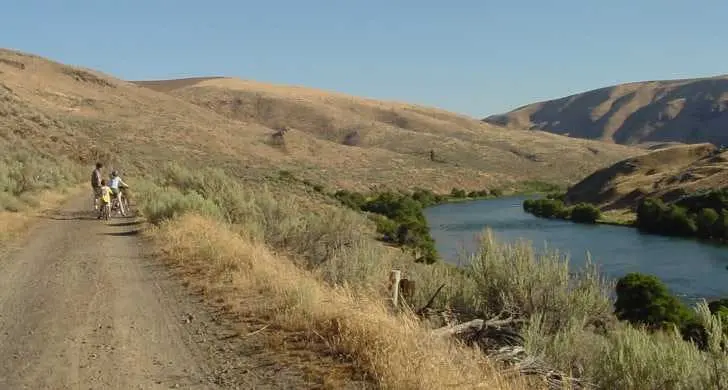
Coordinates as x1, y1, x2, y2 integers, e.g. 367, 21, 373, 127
131, 76, 641, 190
564, 143, 728, 210
483, 75, 728, 146
0, 47, 640, 194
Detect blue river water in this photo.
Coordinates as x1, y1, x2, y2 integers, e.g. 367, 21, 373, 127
424, 195, 728, 302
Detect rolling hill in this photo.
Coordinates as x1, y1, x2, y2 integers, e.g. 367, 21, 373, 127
564, 143, 728, 211
1, 48, 641, 194
483, 75, 728, 147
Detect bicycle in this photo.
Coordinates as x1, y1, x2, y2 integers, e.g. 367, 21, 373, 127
110, 186, 132, 217
99, 201, 111, 220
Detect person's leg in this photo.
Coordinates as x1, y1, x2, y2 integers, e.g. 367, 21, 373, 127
118, 192, 126, 216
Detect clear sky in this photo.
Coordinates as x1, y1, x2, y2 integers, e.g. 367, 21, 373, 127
4, 0, 727, 117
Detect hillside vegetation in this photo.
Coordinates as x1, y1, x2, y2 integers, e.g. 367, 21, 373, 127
484, 75, 728, 146
132, 76, 641, 190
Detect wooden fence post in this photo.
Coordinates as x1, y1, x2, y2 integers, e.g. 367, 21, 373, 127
390, 269, 401, 308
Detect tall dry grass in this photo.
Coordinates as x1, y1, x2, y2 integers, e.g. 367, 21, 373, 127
150, 214, 527, 390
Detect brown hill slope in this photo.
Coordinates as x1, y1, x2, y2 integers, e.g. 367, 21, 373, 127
1, 48, 640, 193
483, 75, 728, 146
131, 76, 642, 189
565, 143, 728, 210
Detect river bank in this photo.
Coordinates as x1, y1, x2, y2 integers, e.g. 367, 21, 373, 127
424, 195, 728, 303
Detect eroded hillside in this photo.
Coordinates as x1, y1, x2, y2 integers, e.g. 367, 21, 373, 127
565, 143, 728, 210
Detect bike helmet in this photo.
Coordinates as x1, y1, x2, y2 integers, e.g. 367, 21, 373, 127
111, 170, 118, 176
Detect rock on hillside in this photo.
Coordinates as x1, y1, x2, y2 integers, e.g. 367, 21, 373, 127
565, 143, 728, 210
484, 75, 728, 146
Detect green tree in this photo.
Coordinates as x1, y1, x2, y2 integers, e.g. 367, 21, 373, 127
696, 208, 719, 238
614, 273, 693, 329
450, 188, 467, 198
570, 203, 601, 224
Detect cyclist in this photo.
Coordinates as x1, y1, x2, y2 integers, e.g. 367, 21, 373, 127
109, 170, 129, 216
91, 162, 103, 211
97, 179, 113, 220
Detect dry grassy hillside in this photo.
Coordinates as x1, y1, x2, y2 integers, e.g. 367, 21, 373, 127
1, 47, 639, 193
132, 77, 642, 190
484, 75, 728, 146
565, 143, 728, 210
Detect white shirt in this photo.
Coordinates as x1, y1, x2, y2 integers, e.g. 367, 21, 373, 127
110, 176, 122, 189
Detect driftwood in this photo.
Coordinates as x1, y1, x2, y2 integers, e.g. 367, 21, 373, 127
408, 282, 592, 388
433, 316, 590, 389
492, 346, 592, 390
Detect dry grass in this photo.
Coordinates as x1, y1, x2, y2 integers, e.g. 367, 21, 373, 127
484, 74, 728, 146
149, 214, 530, 390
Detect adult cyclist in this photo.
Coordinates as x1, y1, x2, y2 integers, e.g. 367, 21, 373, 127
109, 170, 130, 216
91, 162, 103, 211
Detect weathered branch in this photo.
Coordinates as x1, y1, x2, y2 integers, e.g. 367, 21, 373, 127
432, 315, 524, 337
415, 283, 445, 316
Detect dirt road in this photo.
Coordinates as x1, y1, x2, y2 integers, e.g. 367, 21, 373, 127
0, 196, 327, 389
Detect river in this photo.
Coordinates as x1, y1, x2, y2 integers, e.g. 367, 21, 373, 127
424, 195, 728, 302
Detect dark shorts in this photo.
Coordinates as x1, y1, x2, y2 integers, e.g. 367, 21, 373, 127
92, 185, 102, 197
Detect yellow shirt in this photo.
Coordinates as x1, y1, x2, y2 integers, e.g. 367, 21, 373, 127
100, 185, 112, 203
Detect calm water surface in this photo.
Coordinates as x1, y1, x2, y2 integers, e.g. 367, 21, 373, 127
424, 195, 728, 301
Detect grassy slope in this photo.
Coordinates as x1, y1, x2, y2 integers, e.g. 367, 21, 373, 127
484, 75, 728, 146
132, 76, 642, 191
565, 143, 728, 213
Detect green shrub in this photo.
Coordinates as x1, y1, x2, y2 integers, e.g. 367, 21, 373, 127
468, 230, 614, 332
411, 187, 437, 207
523, 198, 568, 219
334, 189, 367, 210
135, 181, 222, 225
614, 273, 693, 330
636, 198, 698, 237
676, 188, 728, 212
571, 203, 601, 224
332, 189, 439, 263
696, 208, 720, 238
709, 299, 728, 314
450, 188, 467, 198
0, 149, 85, 211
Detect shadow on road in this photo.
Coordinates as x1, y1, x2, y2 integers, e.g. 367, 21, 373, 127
107, 221, 142, 227
47, 211, 98, 221
101, 230, 142, 237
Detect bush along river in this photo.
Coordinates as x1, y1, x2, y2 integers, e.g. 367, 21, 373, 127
424, 195, 728, 303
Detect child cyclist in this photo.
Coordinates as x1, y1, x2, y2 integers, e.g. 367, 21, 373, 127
97, 179, 113, 220
109, 170, 129, 216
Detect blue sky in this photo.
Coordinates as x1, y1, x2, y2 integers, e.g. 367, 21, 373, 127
4, 1, 727, 117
